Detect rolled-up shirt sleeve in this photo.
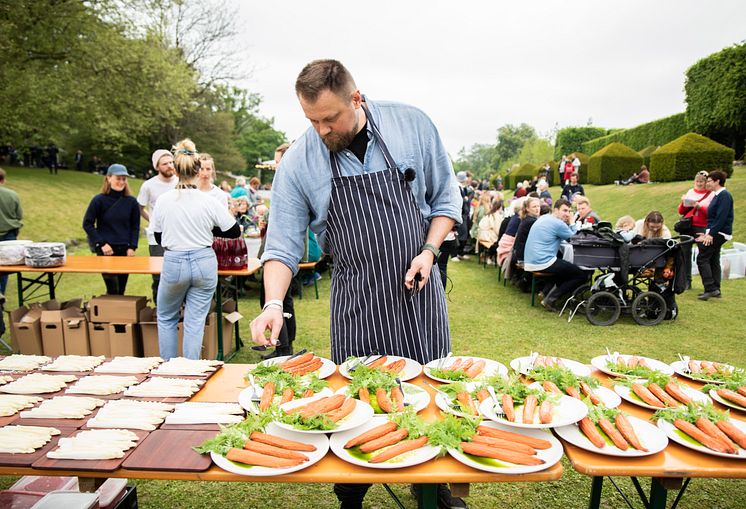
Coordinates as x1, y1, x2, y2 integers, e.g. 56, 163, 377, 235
260, 167, 310, 275
421, 117, 462, 223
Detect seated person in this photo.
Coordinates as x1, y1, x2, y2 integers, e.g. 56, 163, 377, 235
634, 210, 671, 239
621, 165, 650, 185
561, 172, 585, 201
512, 197, 542, 267
233, 196, 259, 236
537, 180, 552, 206
524, 198, 586, 311
615, 215, 637, 242
478, 199, 505, 252
573, 196, 601, 227
496, 198, 525, 267
514, 182, 527, 198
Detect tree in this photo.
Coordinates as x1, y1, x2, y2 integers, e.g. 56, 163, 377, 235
495, 124, 537, 167
453, 143, 498, 179
685, 41, 746, 159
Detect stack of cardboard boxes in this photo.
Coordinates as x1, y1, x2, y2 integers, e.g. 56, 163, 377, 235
8, 295, 242, 360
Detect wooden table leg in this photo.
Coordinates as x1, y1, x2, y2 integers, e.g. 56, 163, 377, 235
588, 476, 603, 509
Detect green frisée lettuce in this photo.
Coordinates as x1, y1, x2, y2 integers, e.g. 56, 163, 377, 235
246, 364, 328, 398
427, 366, 470, 382
390, 407, 427, 439
279, 411, 336, 431
426, 413, 479, 450
347, 364, 398, 396
529, 365, 599, 391
193, 412, 275, 455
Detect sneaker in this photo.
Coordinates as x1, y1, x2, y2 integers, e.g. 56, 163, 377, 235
313, 272, 322, 281
541, 299, 558, 312
460, 254, 471, 260
450, 257, 461, 262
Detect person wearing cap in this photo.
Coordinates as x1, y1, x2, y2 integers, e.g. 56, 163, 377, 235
82, 164, 141, 295
137, 149, 178, 300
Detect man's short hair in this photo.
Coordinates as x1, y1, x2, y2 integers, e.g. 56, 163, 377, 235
708, 170, 727, 186
275, 143, 290, 155
249, 177, 261, 188
295, 59, 356, 102
574, 196, 590, 207
554, 198, 572, 210
0, 168, 5, 182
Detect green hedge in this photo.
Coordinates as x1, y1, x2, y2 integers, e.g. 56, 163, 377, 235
504, 162, 538, 189
649, 133, 735, 182
588, 143, 643, 185
638, 146, 658, 168
554, 127, 608, 159
582, 113, 689, 154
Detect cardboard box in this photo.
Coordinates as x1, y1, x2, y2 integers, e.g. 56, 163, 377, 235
8, 306, 43, 355
40, 307, 81, 356
202, 300, 242, 360
88, 322, 110, 357
63, 315, 90, 356
108, 323, 142, 357
87, 295, 147, 324
8, 299, 82, 355
139, 307, 183, 358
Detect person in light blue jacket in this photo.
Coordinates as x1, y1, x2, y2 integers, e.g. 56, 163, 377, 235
524, 198, 587, 310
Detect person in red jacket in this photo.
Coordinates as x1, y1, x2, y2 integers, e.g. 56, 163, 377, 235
677, 170, 713, 289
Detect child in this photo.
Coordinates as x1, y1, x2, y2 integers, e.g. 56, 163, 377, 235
615, 215, 636, 242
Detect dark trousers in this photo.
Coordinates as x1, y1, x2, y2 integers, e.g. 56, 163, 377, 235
541, 258, 588, 302
437, 239, 458, 290
97, 245, 130, 295
149, 244, 165, 301
0, 229, 17, 336
259, 279, 297, 350
334, 483, 371, 509
681, 226, 705, 287
697, 234, 726, 292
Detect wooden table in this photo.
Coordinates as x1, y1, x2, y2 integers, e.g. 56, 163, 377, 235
562, 367, 746, 509
0, 256, 262, 360
0, 364, 563, 509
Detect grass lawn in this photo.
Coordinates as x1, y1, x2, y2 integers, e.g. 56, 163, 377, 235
0, 166, 744, 507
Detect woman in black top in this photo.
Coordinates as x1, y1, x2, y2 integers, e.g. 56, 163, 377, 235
82, 164, 140, 294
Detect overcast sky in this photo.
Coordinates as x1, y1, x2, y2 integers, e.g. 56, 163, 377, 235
235, 0, 745, 157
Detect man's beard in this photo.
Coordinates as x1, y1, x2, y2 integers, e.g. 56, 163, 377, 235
321, 129, 357, 153
159, 169, 174, 178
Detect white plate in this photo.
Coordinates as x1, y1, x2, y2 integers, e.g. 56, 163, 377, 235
274, 394, 374, 434
555, 415, 668, 457
709, 389, 746, 413
510, 356, 591, 377
590, 354, 674, 378
210, 423, 329, 476
423, 357, 507, 384
433, 382, 482, 418
613, 382, 710, 411
238, 386, 334, 414
329, 416, 440, 469
448, 421, 563, 474
526, 382, 621, 409
670, 360, 739, 385
339, 356, 422, 382
259, 355, 336, 380
479, 394, 587, 429
335, 383, 429, 414
657, 418, 746, 459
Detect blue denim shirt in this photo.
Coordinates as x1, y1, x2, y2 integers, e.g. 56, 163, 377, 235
262, 99, 462, 274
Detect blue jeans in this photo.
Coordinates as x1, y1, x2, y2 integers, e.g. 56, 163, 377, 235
0, 230, 17, 337
157, 248, 217, 360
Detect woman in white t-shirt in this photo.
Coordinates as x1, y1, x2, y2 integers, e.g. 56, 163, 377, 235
151, 139, 240, 360
197, 153, 230, 208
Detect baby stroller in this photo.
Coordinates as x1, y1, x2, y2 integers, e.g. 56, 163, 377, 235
562, 232, 693, 326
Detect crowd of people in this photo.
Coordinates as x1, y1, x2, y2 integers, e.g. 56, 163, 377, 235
461, 166, 735, 311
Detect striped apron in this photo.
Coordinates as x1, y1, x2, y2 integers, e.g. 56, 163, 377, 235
326, 104, 450, 365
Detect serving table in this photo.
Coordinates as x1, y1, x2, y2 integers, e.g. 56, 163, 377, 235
0, 256, 262, 360
0, 364, 563, 509
562, 366, 746, 509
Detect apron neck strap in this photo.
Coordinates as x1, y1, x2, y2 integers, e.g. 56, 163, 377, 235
330, 98, 397, 178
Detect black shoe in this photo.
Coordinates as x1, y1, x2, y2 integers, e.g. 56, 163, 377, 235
541, 298, 558, 312
410, 484, 468, 509
698, 290, 721, 301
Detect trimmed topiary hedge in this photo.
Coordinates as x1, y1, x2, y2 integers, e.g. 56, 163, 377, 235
649, 133, 735, 182
504, 163, 538, 189
638, 146, 658, 168
582, 113, 689, 154
554, 127, 608, 160
588, 143, 643, 185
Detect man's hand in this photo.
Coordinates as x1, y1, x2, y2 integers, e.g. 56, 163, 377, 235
126, 248, 135, 256
695, 233, 713, 246
405, 251, 435, 290
101, 243, 113, 256
250, 307, 284, 347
